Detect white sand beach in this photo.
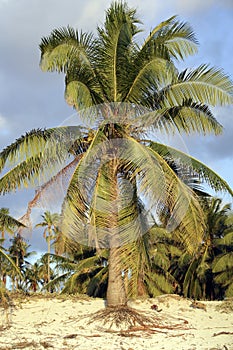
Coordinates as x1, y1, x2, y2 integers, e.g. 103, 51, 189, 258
0, 294, 232, 350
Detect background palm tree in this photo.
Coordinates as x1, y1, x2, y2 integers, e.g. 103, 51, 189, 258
35, 211, 60, 291
171, 197, 232, 300
0, 208, 25, 285
47, 246, 108, 296
8, 233, 34, 290
24, 261, 48, 292
212, 210, 233, 298
0, 2, 232, 309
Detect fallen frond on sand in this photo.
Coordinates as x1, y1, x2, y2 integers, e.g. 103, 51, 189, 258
215, 298, 233, 313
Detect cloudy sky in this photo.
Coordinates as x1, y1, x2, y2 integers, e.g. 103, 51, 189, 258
0, 0, 233, 254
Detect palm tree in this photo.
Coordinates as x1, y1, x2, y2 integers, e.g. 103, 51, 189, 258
212, 210, 233, 298
172, 197, 232, 299
24, 261, 46, 292
0, 2, 233, 309
35, 211, 60, 291
0, 208, 25, 285
47, 247, 108, 296
8, 233, 34, 290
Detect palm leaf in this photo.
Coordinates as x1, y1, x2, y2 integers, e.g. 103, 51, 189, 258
40, 27, 94, 73
0, 126, 83, 173
141, 15, 198, 61
96, 1, 141, 102
163, 65, 233, 107
0, 247, 22, 278
149, 141, 233, 196
157, 100, 222, 135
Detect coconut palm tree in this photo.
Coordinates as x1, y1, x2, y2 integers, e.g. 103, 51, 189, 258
8, 233, 34, 290
35, 211, 60, 291
24, 261, 46, 292
0, 208, 25, 285
212, 210, 233, 298
0, 2, 233, 309
172, 197, 232, 299
47, 246, 108, 296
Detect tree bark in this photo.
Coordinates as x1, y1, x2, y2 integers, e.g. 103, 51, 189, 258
103, 154, 127, 307
106, 245, 127, 307
47, 234, 51, 293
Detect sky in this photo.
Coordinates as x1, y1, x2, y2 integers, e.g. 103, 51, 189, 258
0, 0, 233, 255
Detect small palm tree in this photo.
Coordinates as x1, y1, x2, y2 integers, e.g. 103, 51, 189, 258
8, 233, 34, 290
24, 261, 45, 292
0, 209, 25, 285
35, 211, 60, 291
48, 247, 108, 296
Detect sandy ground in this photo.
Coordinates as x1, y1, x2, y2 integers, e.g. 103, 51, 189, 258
0, 294, 232, 350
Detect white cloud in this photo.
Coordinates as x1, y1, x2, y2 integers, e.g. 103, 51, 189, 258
0, 113, 10, 135
0, 114, 6, 127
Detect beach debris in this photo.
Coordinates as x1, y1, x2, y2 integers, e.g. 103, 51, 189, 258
190, 300, 206, 311
213, 331, 233, 336
151, 304, 162, 312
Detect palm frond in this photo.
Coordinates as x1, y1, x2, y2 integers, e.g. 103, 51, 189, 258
40, 27, 94, 73
164, 65, 233, 107
213, 252, 233, 273
96, 1, 141, 101
141, 15, 198, 61
124, 58, 176, 103
0, 247, 22, 277
158, 100, 222, 135
149, 141, 233, 196
0, 126, 83, 173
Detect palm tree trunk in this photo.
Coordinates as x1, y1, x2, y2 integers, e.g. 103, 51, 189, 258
106, 244, 127, 307
16, 255, 19, 289
0, 231, 4, 284
47, 236, 51, 293
105, 157, 127, 307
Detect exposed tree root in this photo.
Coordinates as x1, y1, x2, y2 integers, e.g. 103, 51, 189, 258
88, 305, 190, 335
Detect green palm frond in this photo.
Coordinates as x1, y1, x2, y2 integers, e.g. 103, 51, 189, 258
164, 65, 233, 107
0, 247, 22, 278
215, 231, 233, 246
141, 15, 198, 61
145, 270, 174, 296
0, 126, 86, 195
86, 266, 108, 296
43, 271, 70, 291
0, 209, 25, 231
96, 1, 141, 101
0, 154, 45, 195
124, 58, 176, 103
65, 70, 101, 110
62, 133, 205, 253
158, 100, 222, 135
40, 27, 94, 73
213, 252, 233, 273
149, 142, 233, 196
0, 126, 83, 173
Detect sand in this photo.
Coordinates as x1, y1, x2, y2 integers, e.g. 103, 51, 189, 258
0, 294, 232, 350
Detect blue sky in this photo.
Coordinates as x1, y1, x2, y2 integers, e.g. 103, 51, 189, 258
0, 0, 233, 254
